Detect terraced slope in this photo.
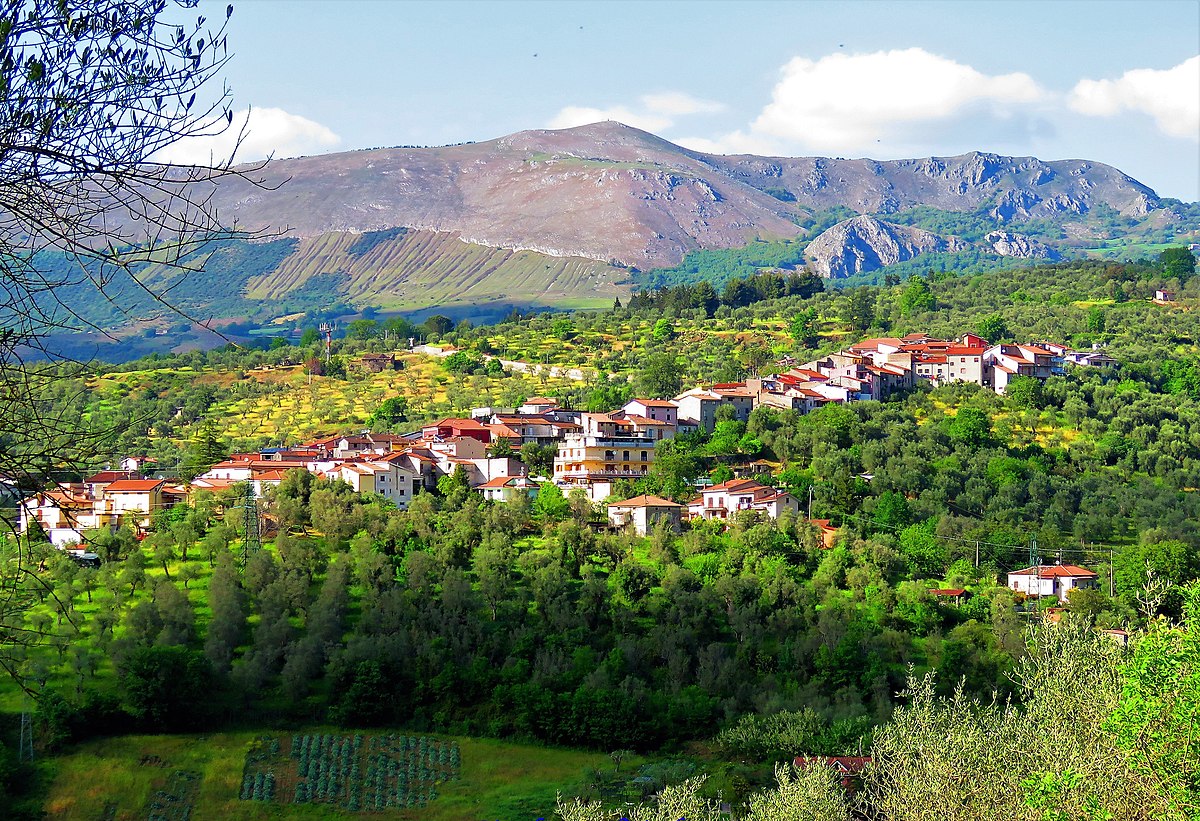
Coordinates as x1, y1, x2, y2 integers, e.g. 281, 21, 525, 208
244, 228, 622, 310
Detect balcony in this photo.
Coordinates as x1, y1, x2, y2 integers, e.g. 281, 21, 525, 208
557, 468, 651, 479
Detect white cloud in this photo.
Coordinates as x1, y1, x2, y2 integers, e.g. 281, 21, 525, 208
156, 107, 341, 165
548, 105, 673, 133
548, 90, 724, 133
639, 91, 725, 117
1069, 56, 1200, 140
748, 48, 1047, 154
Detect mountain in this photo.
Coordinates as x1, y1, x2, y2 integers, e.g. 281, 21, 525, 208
78, 121, 1193, 333
805, 216, 970, 277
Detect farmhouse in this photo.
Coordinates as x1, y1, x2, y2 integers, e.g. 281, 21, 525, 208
1007, 564, 1100, 602
607, 495, 683, 535
686, 479, 800, 521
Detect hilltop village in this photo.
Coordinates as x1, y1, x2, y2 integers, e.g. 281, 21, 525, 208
19, 333, 1111, 590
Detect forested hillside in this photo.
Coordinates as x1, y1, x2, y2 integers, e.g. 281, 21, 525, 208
3, 253, 1199, 818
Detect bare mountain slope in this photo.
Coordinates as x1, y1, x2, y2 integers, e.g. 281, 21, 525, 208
195, 121, 1164, 276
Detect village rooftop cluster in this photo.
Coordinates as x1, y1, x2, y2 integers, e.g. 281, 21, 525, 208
18, 333, 1112, 598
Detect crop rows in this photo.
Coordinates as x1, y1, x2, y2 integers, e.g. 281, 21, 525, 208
238, 732, 460, 811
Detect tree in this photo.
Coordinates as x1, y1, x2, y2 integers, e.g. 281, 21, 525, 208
534, 482, 569, 521
840, 288, 876, 331
976, 314, 1010, 343
344, 318, 378, 340
423, 314, 454, 337
789, 307, 819, 348
636, 352, 683, 398
120, 646, 214, 731
368, 396, 409, 428
182, 419, 229, 480
1159, 246, 1196, 280
1, 0, 253, 664
651, 318, 675, 342
898, 274, 936, 316
948, 407, 993, 448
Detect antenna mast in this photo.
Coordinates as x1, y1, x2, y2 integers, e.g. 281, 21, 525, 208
319, 322, 334, 362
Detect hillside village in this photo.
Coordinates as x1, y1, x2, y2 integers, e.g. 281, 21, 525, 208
18, 332, 1112, 597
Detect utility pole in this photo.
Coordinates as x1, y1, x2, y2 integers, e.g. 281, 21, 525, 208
1109, 547, 1114, 596
18, 699, 33, 762
974, 540, 980, 568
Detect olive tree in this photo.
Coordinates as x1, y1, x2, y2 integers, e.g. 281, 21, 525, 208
0, 0, 260, 682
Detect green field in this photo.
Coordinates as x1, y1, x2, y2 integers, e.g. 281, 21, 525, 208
41, 730, 625, 820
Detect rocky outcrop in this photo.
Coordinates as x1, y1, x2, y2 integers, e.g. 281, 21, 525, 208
805, 216, 968, 277
985, 230, 1061, 260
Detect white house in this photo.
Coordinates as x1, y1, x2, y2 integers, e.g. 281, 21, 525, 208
1007, 564, 1100, 602
686, 479, 800, 521
607, 495, 683, 535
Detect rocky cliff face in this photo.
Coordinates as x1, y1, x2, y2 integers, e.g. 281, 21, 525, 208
174, 122, 1168, 273
708, 149, 1160, 221
985, 230, 1061, 260
805, 216, 968, 277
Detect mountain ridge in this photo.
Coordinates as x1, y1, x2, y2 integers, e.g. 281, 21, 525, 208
187, 121, 1168, 273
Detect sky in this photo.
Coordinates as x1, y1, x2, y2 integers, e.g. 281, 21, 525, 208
166, 0, 1200, 200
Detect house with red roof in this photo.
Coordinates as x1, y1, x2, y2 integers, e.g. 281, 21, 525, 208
421, 418, 492, 444
476, 475, 539, 504
620, 399, 679, 427
607, 495, 683, 535
84, 469, 139, 499
686, 479, 800, 521
101, 478, 168, 529
1007, 563, 1100, 602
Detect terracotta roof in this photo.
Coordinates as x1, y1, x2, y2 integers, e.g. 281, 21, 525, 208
85, 470, 138, 484
609, 494, 682, 508
704, 478, 766, 493
522, 397, 557, 404
622, 415, 675, 426
103, 479, 165, 492
253, 469, 288, 481
629, 398, 677, 407
478, 476, 516, 489
429, 418, 490, 430
929, 588, 966, 596
1009, 564, 1098, 579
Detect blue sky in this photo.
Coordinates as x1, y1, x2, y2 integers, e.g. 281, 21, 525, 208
171, 0, 1200, 200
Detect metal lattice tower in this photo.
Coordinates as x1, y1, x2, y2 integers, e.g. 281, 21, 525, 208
240, 485, 260, 566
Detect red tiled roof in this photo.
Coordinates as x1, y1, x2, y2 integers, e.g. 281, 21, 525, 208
103, 479, 165, 493
85, 470, 138, 484
629, 398, 677, 407
703, 478, 765, 493
929, 588, 966, 596
1009, 564, 1098, 579
608, 494, 682, 508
